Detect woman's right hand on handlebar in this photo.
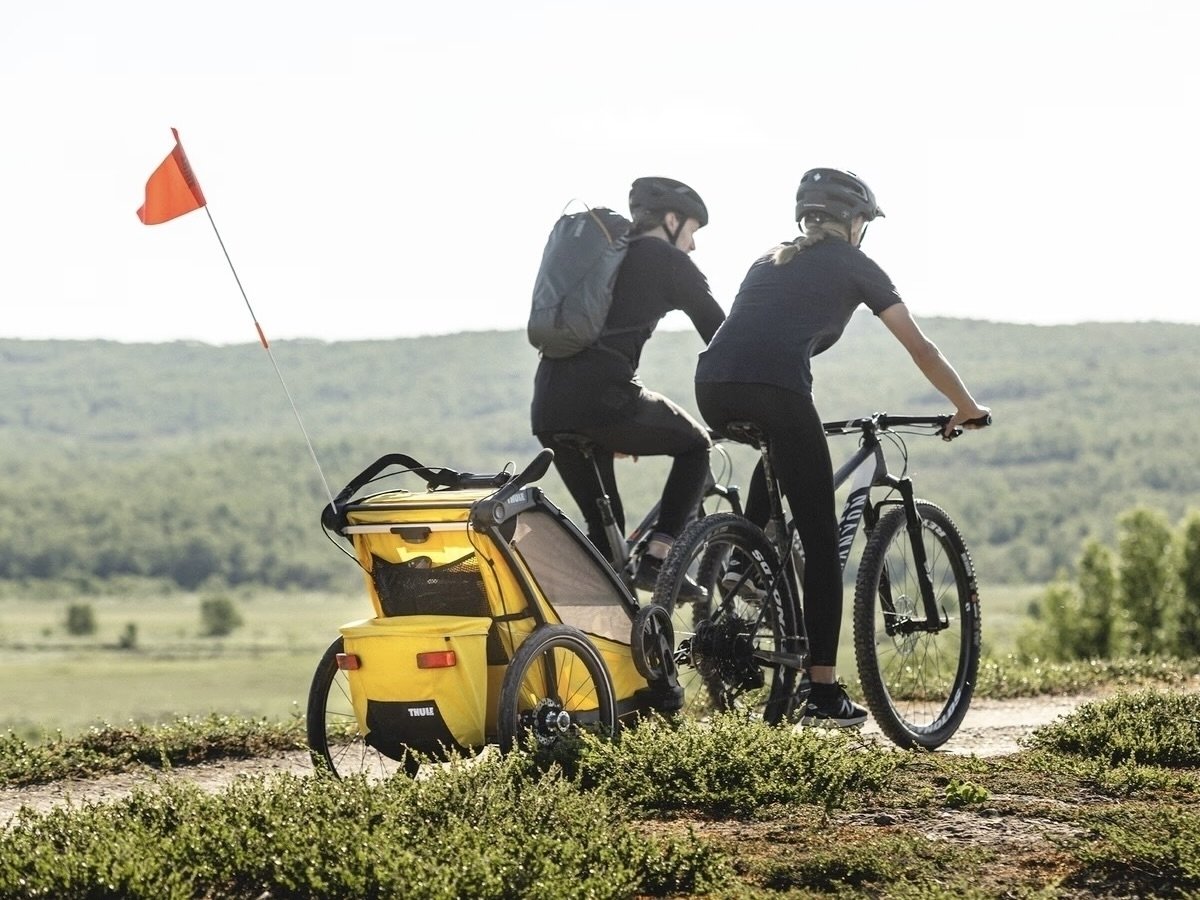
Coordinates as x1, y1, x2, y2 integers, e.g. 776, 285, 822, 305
944, 405, 992, 440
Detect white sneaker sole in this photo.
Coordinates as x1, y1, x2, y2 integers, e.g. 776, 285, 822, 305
800, 715, 868, 729
719, 571, 767, 600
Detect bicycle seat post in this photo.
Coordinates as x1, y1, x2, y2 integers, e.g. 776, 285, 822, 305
723, 422, 788, 555
553, 433, 628, 572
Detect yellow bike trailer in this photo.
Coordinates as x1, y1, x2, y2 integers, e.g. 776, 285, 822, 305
307, 450, 681, 777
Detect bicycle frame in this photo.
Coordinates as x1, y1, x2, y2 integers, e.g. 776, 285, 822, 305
763, 414, 953, 635
625, 442, 743, 556
564, 435, 743, 579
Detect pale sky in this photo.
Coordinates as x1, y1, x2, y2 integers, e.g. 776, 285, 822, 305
2, 0, 1197, 344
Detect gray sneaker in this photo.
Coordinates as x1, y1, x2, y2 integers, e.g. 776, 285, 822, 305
800, 683, 868, 728
719, 557, 767, 600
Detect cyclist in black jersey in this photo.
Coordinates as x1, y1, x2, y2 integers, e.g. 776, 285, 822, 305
532, 177, 725, 592
695, 168, 990, 727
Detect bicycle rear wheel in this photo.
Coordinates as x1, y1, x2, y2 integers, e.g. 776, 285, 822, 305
306, 637, 419, 779
853, 501, 981, 749
653, 513, 802, 724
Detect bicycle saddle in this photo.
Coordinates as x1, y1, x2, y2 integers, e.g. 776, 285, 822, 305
551, 432, 602, 455
722, 421, 766, 449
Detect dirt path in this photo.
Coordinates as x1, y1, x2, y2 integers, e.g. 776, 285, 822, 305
0, 693, 1091, 826
862, 692, 1090, 757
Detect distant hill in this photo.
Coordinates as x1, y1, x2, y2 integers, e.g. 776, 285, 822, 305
2, 317, 1197, 592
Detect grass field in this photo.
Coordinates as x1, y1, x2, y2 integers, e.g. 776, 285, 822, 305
0, 590, 371, 737
0, 583, 1047, 738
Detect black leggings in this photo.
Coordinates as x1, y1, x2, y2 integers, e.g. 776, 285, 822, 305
537, 389, 711, 563
695, 381, 842, 668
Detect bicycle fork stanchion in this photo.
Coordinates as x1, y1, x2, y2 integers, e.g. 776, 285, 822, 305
895, 477, 949, 632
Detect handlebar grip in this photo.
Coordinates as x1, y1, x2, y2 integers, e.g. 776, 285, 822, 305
513, 447, 555, 488
471, 448, 555, 527
942, 413, 992, 441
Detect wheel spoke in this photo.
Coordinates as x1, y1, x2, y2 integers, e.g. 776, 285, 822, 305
307, 637, 411, 781
652, 513, 800, 725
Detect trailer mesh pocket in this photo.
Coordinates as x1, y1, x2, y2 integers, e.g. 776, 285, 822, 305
371, 553, 491, 618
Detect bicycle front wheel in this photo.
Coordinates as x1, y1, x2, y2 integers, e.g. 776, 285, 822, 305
306, 637, 419, 779
653, 513, 802, 724
853, 501, 981, 750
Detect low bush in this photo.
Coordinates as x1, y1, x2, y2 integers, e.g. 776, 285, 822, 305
0, 754, 729, 899
0, 714, 306, 787
974, 654, 1200, 700
1072, 805, 1200, 896
1025, 689, 1200, 768
65, 603, 96, 636
199, 595, 243, 637
565, 714, 900, 817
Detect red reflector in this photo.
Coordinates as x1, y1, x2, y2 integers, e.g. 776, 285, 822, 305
417, 650, 457, 669
335, 653, 361, 671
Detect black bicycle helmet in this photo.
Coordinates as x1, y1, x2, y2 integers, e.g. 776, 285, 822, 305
794, 168, 884, 225
629, 176, 709, 227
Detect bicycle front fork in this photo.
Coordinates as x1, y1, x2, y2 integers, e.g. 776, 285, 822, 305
892, 477, 949, 633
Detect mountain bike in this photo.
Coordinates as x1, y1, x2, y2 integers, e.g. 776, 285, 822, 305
651, 412, 989, 750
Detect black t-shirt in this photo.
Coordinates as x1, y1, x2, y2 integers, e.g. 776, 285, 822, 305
696, 238, 902, 395
531, 236, 725, 432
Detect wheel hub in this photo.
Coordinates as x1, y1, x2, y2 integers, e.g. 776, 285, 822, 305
526, 699, 572, 746
690, 616, 764, 692
887, 594, 921, 654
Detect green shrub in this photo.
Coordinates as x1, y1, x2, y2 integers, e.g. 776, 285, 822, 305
1073, 805, 1200, 896
0, 714, 306, 787
199, 595, 243, 637
117, 622, 138, 650
567, 714, 899, 817
0, 753, 730, 899
1025, 689, 1200, 768
65, 603, 96, 636
975, 654, 1200, 699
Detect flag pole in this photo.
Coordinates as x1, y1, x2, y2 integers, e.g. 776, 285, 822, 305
203, 206, 337, 511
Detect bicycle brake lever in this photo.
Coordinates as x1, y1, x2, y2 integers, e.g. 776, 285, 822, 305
941, 414, 992, 442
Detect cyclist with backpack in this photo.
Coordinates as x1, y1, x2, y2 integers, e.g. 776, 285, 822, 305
531, 177, 725, 592
694, 168, 990, 727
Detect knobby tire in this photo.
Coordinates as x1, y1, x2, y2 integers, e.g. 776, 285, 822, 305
853, 501, 981, 749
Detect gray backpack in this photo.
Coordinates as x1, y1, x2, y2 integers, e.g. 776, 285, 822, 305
528, 206, 632, 358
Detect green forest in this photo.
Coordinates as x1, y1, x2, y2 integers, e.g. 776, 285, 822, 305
2, 317, 1196, 595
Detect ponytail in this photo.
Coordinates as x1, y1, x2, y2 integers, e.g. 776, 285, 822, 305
771, 214, 851, 265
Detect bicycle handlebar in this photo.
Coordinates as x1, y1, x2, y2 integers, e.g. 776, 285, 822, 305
823, 412, 992, 440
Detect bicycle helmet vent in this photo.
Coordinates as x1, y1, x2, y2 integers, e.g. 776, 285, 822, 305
794, 168, 884, 225
629, 176, 709, 227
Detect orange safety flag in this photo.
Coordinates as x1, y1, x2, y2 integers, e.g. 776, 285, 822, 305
136, 128, 207, 225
